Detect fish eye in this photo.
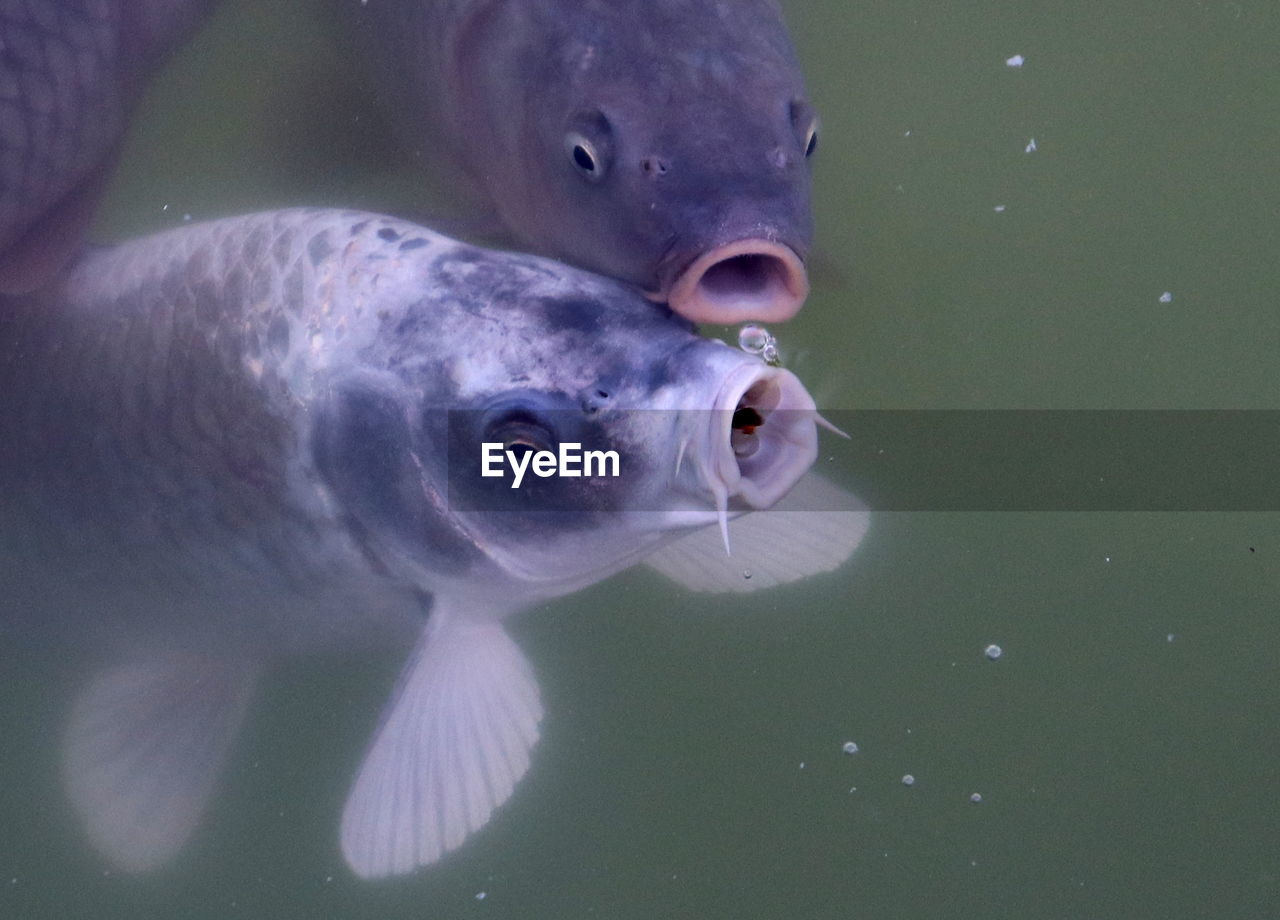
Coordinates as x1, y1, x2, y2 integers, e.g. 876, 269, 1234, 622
484, 410, 556, 458
565, 132, 605, 180
804, 120, 819, 158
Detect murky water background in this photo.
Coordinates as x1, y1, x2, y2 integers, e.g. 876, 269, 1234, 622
3, 1, 1278, 917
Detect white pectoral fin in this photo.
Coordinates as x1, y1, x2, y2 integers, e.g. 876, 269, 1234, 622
340, 612, 543, 878
646, 472, 871, 593
62, 654, 257, 873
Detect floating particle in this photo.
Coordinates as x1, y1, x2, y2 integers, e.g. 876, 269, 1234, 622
1166, 633, 1176, 643
742, 570, 752, 580
993, 204, 1007, 213
1025, 137, 1037, 153
475, 891, 487, 900
902, 774, 916, 786
799, 762, 806, 769
970, 792, 983, 803
1159, 291, 1173, 303
984, 644, 1003, 660
842, 741, 859, 755
1006, 54, 1025, 68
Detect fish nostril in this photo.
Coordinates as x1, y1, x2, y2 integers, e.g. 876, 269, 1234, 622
581, 387, 614, 414
640, 156, 669, 176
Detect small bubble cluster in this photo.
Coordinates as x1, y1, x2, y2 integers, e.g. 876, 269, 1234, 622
842, 741, 859, 755
984, 644, 1003, 660
737, 324, 780, 366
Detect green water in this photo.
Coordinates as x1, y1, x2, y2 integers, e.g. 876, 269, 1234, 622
3, 1, 1278, 917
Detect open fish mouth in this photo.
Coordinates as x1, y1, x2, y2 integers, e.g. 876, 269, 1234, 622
687, 360, 818, 551
657, 239, 809, 325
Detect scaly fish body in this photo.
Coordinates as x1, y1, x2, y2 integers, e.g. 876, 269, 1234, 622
0, 209, 864, 876
0, 0, 216, 293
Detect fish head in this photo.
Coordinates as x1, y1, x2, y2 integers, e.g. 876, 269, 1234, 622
313, 242, 818, 603
473, 0, 817, 325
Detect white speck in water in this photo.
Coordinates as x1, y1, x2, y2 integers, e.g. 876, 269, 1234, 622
904, 129, 912, 137
1006, 54, 1025, 67
902, 774, 916, 786
985, 644, 1003, 660
849, 786, 858, 793
994, 204, 1007, 213
325, 876, 333, 883
799, 762, 805, 769
1104, 555, 1111, 563
970, 792, 983, 803
161, 203, 169, 211
1167, 633, 1176, 643
182, 213, 192, 222
475, 892, 487, 901
1025, 137, 1037, 153
742, 570, 752, 580
842, 741, 859, 755
1159, 291, 1174, 303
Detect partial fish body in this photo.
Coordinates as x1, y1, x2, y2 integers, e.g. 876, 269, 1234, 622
349, 0, 818, 324
0, 0, 216, 293
0, 209, 866, 877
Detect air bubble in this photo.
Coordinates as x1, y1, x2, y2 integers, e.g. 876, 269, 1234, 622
737, 325, 781, 365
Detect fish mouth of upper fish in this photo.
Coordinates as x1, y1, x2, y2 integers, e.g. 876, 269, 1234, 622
647, 238, 810, 325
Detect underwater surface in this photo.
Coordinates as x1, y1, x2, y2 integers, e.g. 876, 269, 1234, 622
3, 0, 1278, 917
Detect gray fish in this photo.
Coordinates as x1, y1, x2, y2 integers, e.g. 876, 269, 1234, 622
0, 0, 215, 293
349, 0, 818, 324
0, 209, 866, 877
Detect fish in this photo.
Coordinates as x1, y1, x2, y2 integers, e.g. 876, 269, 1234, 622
0, 0, 216, 294
0, 209, 868, 877
347, 0, 819, 325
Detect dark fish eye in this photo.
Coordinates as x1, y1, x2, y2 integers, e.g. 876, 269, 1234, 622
804, 120, 819, 158
565, 132, 604, 180
485, 411, 556, 456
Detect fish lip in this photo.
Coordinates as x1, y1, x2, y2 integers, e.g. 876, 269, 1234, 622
704, 361, 818, 508
648, 239, 810, 324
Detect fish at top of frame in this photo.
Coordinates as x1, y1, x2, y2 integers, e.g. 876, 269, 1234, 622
347, 0, 819, 324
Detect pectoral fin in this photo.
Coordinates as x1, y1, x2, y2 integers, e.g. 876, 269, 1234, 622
61, 654, 257, 872
647, 473, 871, 593
340, 612, 542, 878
